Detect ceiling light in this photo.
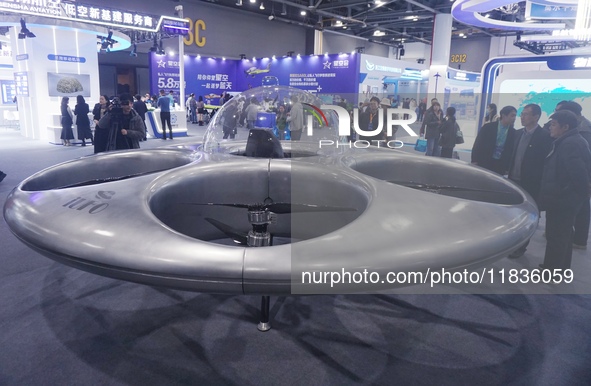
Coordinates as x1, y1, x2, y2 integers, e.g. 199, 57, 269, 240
250, 0, 256, 3
281, 4, 287, 15
300, 11, 306, 16
260, 3, 265, 10
236, 0, 242, 5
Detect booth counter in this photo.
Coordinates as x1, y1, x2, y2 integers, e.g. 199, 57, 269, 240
48, 113, 95, 145
146, 110, 188, 138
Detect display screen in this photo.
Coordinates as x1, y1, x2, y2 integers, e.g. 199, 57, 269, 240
47, 72, 91, 97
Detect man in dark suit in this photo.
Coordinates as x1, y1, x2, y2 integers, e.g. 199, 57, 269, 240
507, 104, 553, 258
472, 105, 518, 175
539, 110, 591, 270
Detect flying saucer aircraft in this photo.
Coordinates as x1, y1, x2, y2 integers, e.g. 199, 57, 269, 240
4, 86, 538, 329
245, 63, 272, 77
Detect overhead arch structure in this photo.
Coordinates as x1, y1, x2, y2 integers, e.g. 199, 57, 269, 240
451, 0, 568, 31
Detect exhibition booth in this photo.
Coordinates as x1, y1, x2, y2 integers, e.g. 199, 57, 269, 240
480, 54, 591, 128
0, 1, 188, 143
145, 110, 188, 138
8, 23, 105, 144
149, 51, 429, 110
424, 64, 481, 145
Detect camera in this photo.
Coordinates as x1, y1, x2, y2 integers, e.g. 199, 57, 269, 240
111, 96, 122, 110
105, 96, 126, 151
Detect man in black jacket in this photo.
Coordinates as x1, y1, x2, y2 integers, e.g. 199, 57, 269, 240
133, 94, 148, 141
472, 105, 517, 175
98, 94, 146, 151
552, 101, 591, 250
507, 104, 553, 258
539, 110, 591, 270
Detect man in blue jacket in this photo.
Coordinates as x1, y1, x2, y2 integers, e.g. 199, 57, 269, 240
157, 89, 173, 140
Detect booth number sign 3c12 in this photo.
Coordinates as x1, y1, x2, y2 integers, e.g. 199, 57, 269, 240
451, 54, 467, 63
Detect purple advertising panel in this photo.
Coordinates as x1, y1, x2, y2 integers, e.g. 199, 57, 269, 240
184, 56, 239, 104
150, 53, 238, 105
149, 53, 359, 105
149, 54, 182, 96
235, 53, 358, 96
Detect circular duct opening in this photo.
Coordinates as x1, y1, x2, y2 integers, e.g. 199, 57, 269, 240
21, 150, 197, 191
349, 157, 524, 205
149, 161, 370, 246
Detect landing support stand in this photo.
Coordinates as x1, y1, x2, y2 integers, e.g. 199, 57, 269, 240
257, 295, 271, 332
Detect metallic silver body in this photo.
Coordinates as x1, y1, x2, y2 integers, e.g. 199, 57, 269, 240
4, 143, 538, 294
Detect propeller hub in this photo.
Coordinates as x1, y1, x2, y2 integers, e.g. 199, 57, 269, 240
247, 230, 272, 247
248, 210, 273, 224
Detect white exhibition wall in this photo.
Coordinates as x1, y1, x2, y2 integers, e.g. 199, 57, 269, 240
10, 25, 101, 141
493, 62, 591, 123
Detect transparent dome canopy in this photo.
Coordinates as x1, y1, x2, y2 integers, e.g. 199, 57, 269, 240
202, 85, 343, 158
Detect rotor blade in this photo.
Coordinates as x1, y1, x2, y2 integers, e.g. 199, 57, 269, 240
191, 203, 252, 209
204, 218, 248, 245
55, 167, 175, 189
387, 180, 516, 195
265, 202, 357, 214
187, 202, 356, 213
